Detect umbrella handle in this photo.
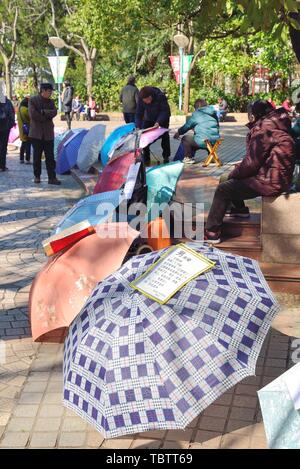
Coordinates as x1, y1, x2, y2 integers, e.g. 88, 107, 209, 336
135, 244, 154, 255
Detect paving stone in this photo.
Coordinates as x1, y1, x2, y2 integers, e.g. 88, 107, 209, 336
250, 436, 268, 449
101, 438, 134, 449
203, 404, 229, 419
139, 430, 166, 439
165, 429, 193, 442
13, 404, 39, 418
232, 396, 258, 408
130, 438, 161, 449
0, 432, 30, 448
85, 432, 105, 448
29, 432, 58, 448
34, 418, 61, 432
162, 441, 190, 449
39, 405, 64, 418
6, 417, 35, 432
42, 392, 62, 404
229, 407, 256, 422
23, 381, 48, 393
61, 417, 87, 432
221, 434, 251, 449
198, 417, 227, 432
225, 420, 254, 435
58, 432, 86, 448
18, 393, 43, 405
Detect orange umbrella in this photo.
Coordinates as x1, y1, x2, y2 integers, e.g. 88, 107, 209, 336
29, 223, 139, 343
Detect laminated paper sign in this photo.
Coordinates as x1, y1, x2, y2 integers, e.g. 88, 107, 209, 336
131, 243, 215, 304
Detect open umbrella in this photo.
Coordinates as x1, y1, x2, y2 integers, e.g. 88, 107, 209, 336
258, 362, 300, 449
93, 152, 137, 194
30, 223, 139, 342
56, 129, 88, 175
146, 161, 184, 220
63, 243, 279, 438
100, 123, 135, 166
77, 124, 106, 172
55, 190, 124, 233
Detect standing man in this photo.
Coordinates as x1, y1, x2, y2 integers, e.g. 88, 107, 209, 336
120, 75, 139, 123
135, 86, 171, 165
28, 83, 61, 185
62, 81, 74, 130
0, 86, 15, 172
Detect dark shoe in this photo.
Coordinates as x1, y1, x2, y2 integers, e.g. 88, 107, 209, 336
34, 177, 41, 183
163, 158, 169, 164
0, 167, 8, 172
225, 207, 250, 218
25, 160, 31, 165
20, 160, 24, 164
48, 178, 61, 185
204, 229, 221, 244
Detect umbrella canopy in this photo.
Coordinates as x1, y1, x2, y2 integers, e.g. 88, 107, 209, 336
30, 223, 139, 342
56, 129, 88, 175
146, 161, 184, 220
100, 123, 135, 166
63, 244, 279, 438
77, 124, 106, 172
258, 362, 300, 449
93, 152, 136, 194
54, 130, 73, 160
55, 190, 124, 233
109, 127, 169, 163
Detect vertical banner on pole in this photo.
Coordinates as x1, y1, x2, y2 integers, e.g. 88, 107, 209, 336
169, 56, 180, 84
183, 55, 194, 83
47, 56, 69, 84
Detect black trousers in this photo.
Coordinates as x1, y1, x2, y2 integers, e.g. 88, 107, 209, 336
123, 112, 135, 124
65, 112, 72, 130
142, 120, 170, 163
20, 141, 31, 161
181, 134, 208, 158
0, 130, 10, 170
206, 178, 260, 232
31, 138, 56, 180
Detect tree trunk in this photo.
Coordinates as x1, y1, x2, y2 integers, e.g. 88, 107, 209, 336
290, 13, 300, 63
3, 58, 12, 99
183, 72, 191, 115
31, 63, 39, 92
86, 59, 94, 98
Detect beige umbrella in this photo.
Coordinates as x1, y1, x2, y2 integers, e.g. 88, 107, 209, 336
29, 223, 139, 342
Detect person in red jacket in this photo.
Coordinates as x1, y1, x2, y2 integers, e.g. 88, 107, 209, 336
204, 100, 295, 244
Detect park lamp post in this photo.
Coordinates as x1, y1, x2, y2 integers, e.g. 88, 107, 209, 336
173, 33, 189, 112
48, 36, 66, 113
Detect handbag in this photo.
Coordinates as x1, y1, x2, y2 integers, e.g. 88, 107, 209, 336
22, 122, 30, 135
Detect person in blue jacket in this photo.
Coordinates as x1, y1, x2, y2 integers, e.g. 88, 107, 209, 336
135, 86, 171, 165
174, 98, 220, 164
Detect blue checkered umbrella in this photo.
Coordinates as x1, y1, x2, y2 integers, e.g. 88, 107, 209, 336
63, 244, 279, 438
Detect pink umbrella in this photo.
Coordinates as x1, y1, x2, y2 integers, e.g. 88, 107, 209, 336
8, 125, 19, 143
139, 127, 169, 148
29, 223, 139, 342
93, 151, 136, 194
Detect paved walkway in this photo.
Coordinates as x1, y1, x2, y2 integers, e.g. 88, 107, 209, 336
0, 119, 299, 448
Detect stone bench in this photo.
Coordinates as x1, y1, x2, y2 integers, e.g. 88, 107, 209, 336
262, 193, 300, 264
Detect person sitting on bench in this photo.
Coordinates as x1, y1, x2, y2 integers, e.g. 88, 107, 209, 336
204, 99, 295, 244
173, 98, 220, 165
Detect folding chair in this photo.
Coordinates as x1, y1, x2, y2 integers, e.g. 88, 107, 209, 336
202, 138, 223, 167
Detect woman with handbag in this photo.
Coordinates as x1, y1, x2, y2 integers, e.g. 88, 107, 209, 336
17, 96, 31, 164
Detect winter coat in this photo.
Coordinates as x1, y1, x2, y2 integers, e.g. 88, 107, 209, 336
135, 87, 171, 128
229, 108, 295, 196
28, 94, 57, 141
0, 98, 15, 132
17, 103, 30, 142
178, 105, 220, 148
62, 86, 74, 112
120, 84, 139, 113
